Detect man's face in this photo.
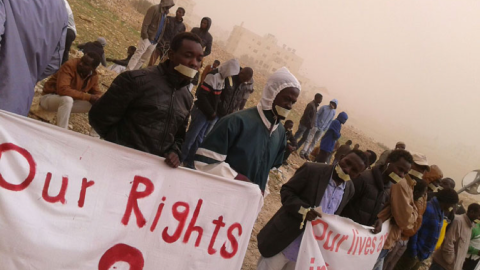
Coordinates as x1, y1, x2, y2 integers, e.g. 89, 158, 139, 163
285, 122, 293, 131
386, 157, 412, 179
315, 96, 323, 105
337, 153, 366, 180
238, 69, 253, 83
467, 208, 480, 222
201, 19, 208, 29
77, 55, 95, 77
176, 9, 185, 19
330, 102, 336, 109
272, 87, 300, 119
213, 62, 220, 69
168, 39, 204, 79
395, 143, 406, 150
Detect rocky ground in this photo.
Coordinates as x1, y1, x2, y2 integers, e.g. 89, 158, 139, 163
29, 1, 475, 269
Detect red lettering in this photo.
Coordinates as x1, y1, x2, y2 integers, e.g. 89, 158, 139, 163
183, 199, 203, 247
357, 237, 367, 255
364, 237, 372, 255
150, 197, 166, 232
220, 223, 242, 259
162, 201, 189, 243
347, 229, 356, 254
377, 235, 384, 252
322, 231, 338, 251
98, 243, 144, 270
42, 173, 68, 204
78, 178, 95, 208
208, 216, 226, 255
0, 143, 36, 191
335, 235, 348, 252
371, 236, 377, 254
312, 219, 329, 241
121, 176, 154, 228
353, 230, 360, 255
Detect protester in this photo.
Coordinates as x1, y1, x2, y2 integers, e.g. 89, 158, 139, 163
89, 32, 204, 168
191, 17, 213, 57
106, 46, 137, 73
332, 140, 353, 164
365, 150, 377, 169
423, 165, 445, 200
0, 0, 68, 116
217, 67, 254, 118
293, 94, 323, 149
62, 0, 77, 65
341, 150, 413, 227
430, 203, 480, 270
282, 120, 298, 165
463, 222, 480, 270
40, 53, 102, 129
148, 7, 186, 66
194, 67, 301, 193
77, 37, 107, 67
127, 0, 174, 70
393, 189, 460, 270
257, 150, 369, 270
300, 99, 337, 160
376, 141, 406, 166
315, 112, 348, 163
238, 76, 255, 110
198, 60, 221, 86
181, 59, 240, 169
382, 153, 431, 270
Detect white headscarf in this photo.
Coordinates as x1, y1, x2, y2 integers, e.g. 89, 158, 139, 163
204, 59, 240, 90
259, 67, 301, 110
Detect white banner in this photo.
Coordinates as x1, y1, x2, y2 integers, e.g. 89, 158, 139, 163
0, 111, 263, 270
296, 214, 390, 270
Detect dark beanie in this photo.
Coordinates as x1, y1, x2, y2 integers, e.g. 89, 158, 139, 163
436, 188, 459, 204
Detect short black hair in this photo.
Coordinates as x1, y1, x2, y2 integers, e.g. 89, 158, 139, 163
436, 188, 459, 204
414, 179, 428, 193
315, 93, 323, 99
85, 52, 101, 67
285, 120, 293, 126
346, 140, 352, 145
214, 60, 220, 65
177, 7, 185, 14
441, 178, 456, 189
170, 32, 203, 52
468, 203, 480, 213
387, 149, 414, 164
345, 150, 369, 169
128, 46, 137, 51
366, 150, 377, 166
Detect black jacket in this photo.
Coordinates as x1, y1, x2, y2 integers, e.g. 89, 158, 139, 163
195, 81, 220, 119
191, 17, 212, 56
161, 16, 186, 44
299, 101, 318, 129
340, 165, 391, 226
89, 61, 193, 158
217, 75, 244, 118
257, 163, 354, 257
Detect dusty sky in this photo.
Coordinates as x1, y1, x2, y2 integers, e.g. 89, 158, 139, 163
194, 0, 480, 183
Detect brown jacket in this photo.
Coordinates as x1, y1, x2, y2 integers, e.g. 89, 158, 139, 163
377, 175, 418, 250
433, 214, 473, 270
141, 1, 173, 41
43, 58, 101, 101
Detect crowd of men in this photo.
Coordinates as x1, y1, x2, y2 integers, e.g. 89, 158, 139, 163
0, 1, 478, 270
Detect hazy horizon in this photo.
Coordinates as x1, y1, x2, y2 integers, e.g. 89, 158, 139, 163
190, 0, 480, 184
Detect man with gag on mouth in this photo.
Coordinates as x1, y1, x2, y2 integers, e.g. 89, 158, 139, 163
194, 67, 301, 194
89, 32, 204, 168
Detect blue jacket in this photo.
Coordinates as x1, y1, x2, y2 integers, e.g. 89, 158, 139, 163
315, 105, 336, 131
320, 112, 348, 152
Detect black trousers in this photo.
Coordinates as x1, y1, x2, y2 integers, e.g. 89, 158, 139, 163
62, 29, 76, 64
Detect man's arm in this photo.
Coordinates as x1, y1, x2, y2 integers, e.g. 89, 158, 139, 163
56, 65, 91, 100
388, 181, 418, 230
141, 6, 155, 40
39, 22, 67, 81
315, 106, 325, 127
88, 76, 103, 96
203, 35, 212, 57
89, 71, 142, 138
441, 218, 460, 265
101, 53, 107, 67
280, 163, 313, 219
112, 58, 129, 66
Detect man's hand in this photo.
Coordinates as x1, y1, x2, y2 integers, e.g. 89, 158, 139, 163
164, 152, 181, 168
306, 209, 322, 221
372, 219, 383, 234
89, 94, 101, 104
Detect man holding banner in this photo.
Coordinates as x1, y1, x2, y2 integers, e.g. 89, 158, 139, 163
256, 150, 369, 269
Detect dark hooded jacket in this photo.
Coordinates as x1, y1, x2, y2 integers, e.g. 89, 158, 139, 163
190, 17, 213, 56
340, 165, 392, 226
319, 112, 348, 152
89, 60, 193, 158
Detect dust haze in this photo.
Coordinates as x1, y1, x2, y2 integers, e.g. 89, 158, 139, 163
187, 0, 480, 183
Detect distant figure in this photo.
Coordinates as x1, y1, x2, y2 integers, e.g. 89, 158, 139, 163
40, 53, 102, 129
282, 120, 297, 165
332, 140, 352, 164
148, 7, 186, 66
127, 0, 174, 70
107, 46, 137, 73
199, 60, 220, 86
430, 203, 480, 270
191, 17, 213, 57
62, 0, 77, 64
376, 141, 406, 166
195, 67, 301, 193
78, 37, 107, 67
238, 76, 255, 110
300, 99, 338, 160
217, 67, 254, 118
365, 150, 377, 169
0, 0, 68, 116
315, 112, 348, 163
353, 144, 360, 150
293, 93, 323, 149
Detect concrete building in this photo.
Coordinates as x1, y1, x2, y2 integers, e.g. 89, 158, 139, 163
225, 23, 303, 75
